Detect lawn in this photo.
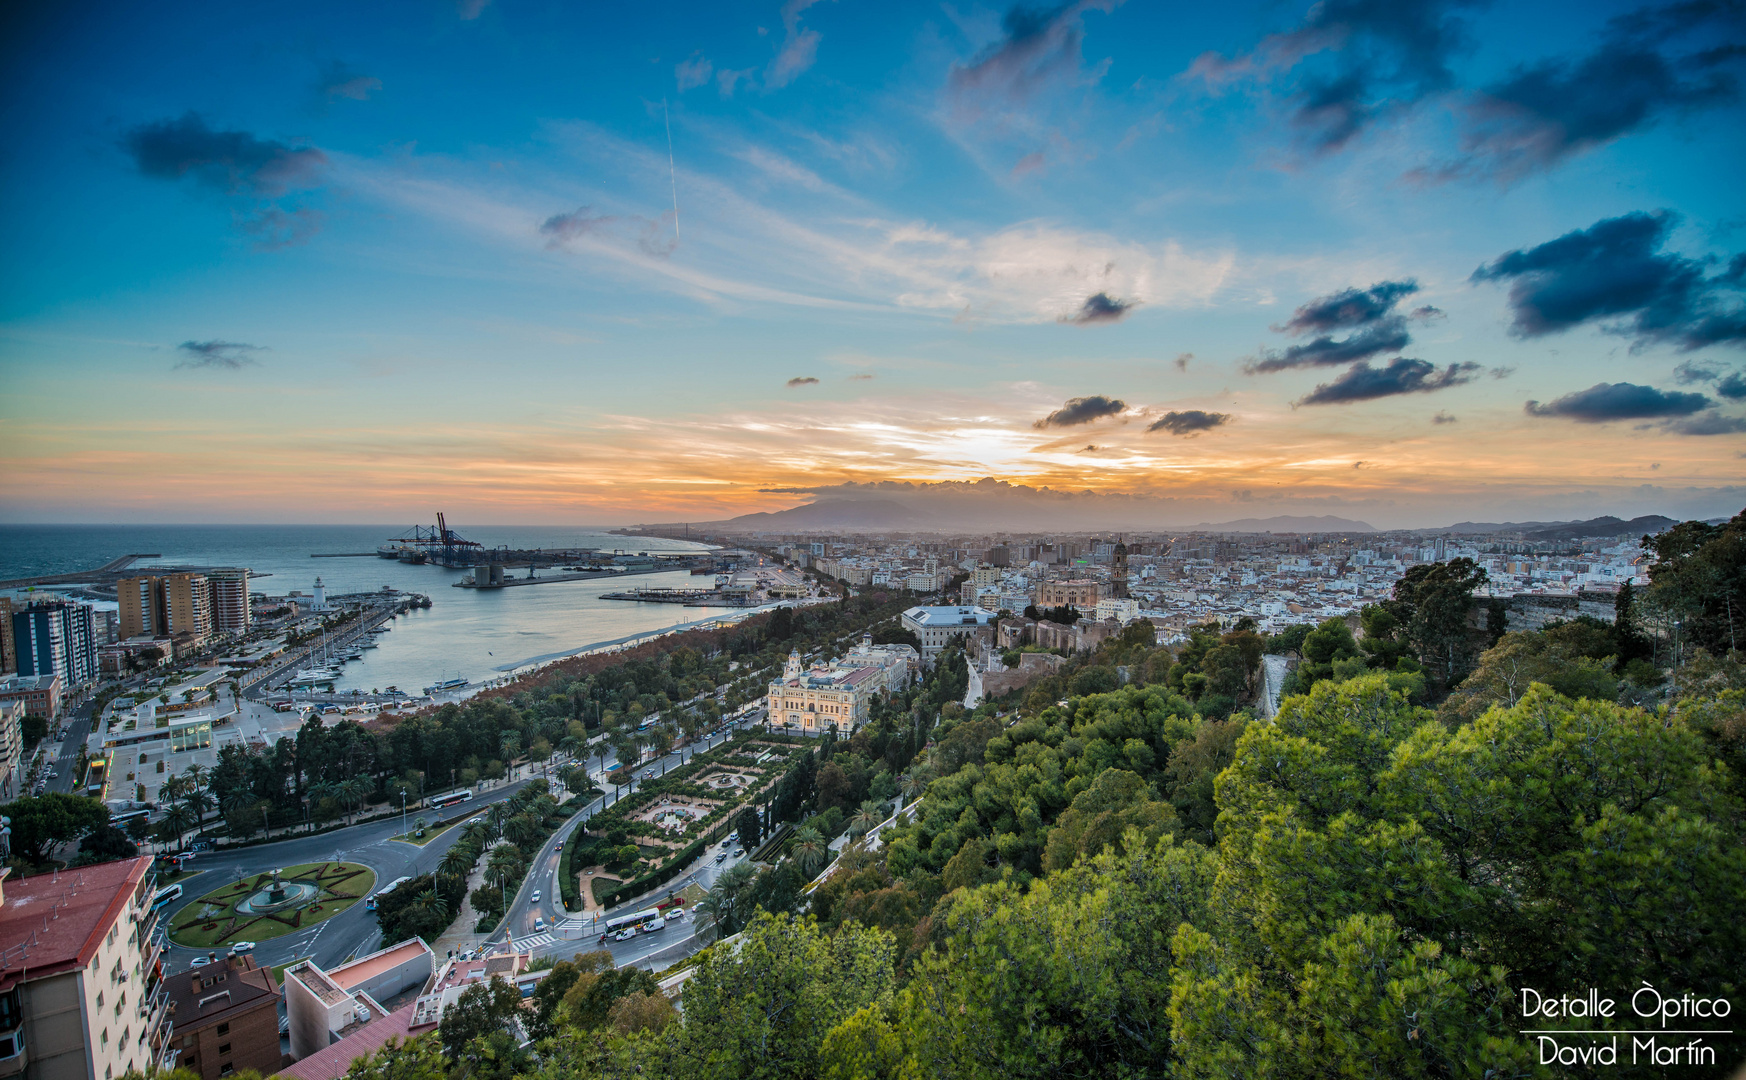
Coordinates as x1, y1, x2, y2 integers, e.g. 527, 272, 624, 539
168, 861, 375, 949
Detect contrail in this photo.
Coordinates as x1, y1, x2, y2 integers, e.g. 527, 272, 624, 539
663, 98, 680, 244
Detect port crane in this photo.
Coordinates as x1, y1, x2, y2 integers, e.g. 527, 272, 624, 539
380, 512, 486, 566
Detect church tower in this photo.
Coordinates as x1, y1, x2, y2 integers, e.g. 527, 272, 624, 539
785, 648, 803, 678
1112, 541, 1129, 599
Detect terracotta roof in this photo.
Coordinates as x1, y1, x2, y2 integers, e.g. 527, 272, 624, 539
272, 1002, 418, 1080
0, 857, 151, 992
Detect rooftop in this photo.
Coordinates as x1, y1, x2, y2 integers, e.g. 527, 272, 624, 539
903, 606, 996, 626
273, 1002, 417, 1080
0, 857, 151, 992
164, 953, 278, 1032
286, 961, 352, 1007
327, 938, 432, 992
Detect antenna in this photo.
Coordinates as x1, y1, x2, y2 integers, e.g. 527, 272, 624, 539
663, 98, 681, 244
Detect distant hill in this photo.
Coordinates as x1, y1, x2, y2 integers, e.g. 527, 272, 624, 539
1443, 514, 1677, 539
719, 499, 934, 530
1189, 514, 1376, 534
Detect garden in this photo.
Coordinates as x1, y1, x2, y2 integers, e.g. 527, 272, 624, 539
167, 861, 374, 949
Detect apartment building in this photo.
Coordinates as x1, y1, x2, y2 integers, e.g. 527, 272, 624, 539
0, 857, 172, 1080
162, 953, 280, 1080
0, 702, 22, 800
10, 602, 98, 690
0, 675, 63, 723
121, 571, 248, 646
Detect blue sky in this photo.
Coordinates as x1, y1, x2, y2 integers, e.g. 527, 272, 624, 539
1, 0, 1742, 527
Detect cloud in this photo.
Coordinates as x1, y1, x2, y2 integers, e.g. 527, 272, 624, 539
1147, 409, 1232, 436
676, 54, 715, 92
174, 340, 265, 370
1059, 292, 1135, 325
1187, 0, 1478, 153
1249, 279, 1422, 372
123, 113, 325, 197
1438, 4, 1745, 182
1524, 381, 1711, 422
766, 0, 824, 90
1718, 371, 1746, 399
1674, 359, 1723, 383
718, 68, 756, 96
1033, 394, 1126, 427
1669, 412, 1746, 435
1471, 211, 1746, 350
457, 0, 489, 20
319, 62, 381, 103
1432, 410, 1457, 423
539, 205, 617, 247
1296, 358, 1480, 405
949, 0, 1118, 105
787, 376, 820, 387
1174, 352, 1193, 371
1012, 151, 1047, 176
241, 206, 323, 249
847, 373, 875, 381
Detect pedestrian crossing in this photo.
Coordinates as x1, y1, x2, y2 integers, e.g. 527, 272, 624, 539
512, 932, 555, 952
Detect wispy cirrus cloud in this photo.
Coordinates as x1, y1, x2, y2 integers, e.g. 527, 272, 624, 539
949, 1, 1120, 108
318, 62, 381, 104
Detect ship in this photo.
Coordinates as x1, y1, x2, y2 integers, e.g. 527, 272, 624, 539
423, 677, 469, 694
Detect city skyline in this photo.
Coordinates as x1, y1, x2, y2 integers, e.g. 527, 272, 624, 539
2, 0, 1744, 529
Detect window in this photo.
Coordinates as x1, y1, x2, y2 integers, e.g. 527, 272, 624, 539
219, 1043, 232, 1055
220, 1066, 234, 1077
96, 992, 104, 1009
216, 1022, 229, 1036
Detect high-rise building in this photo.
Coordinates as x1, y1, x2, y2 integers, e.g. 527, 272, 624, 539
204, 568, 251, 634
118, 576, 162, 641
11, 601, 98, 689
0, 598, 15, 675
0, 700, 22, 799
165, 574, 211, 641
0, 856, 175, 1078
119, 570, 248, 645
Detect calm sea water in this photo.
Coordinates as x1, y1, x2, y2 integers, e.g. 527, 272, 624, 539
0, 524, 740, 692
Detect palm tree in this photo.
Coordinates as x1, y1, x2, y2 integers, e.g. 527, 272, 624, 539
158, 803, 195, 852
441, 844, 476, 879
791, 826, 827, 877
486, 844, 526, 891
461, 820, 491, 849
901, 772, 928, 806
338, 776, 372, 824
485, 804, 509, 840
504, 812, 542, 849
847, 800, 884, 842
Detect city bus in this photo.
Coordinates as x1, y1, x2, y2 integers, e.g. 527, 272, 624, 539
366, 876, 412, 911
152, 884, 182, 910
428, 790, 474, 810
112, 808, 151, 829
602, 908, 662, 934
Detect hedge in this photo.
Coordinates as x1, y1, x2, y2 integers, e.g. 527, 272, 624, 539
595, 835, 709, 909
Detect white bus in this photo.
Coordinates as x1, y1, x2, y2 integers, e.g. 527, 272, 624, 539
366, 875, 412, 911
152, 884, 182, 910
428, 790, 474, 810
602, 908, 662, 933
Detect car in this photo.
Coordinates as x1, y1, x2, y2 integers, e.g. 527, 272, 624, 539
189, 956, 211, 968
614, 927, 638, 941
531, 890, 541, 903
534, 917, 546, 931
665, 908, 685, 921
715, 852, 727, 863
229, 941, 255, 954
734, 848, 746, 858
556, 841, 564, 850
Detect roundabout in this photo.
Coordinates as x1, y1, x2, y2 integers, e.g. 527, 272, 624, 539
168, 861, 375, 950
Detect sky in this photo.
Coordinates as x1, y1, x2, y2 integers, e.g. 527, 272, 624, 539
1, 0, 1743, 530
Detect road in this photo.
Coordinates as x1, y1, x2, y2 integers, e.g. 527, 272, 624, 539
43, 700, 97, 795
153, 710, 772, 977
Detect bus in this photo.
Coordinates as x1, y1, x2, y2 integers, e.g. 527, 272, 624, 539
366, 876, 412, 911
152, 884, 182, 910
112, 808, 151, 829
603, 908, 662, 934
428, 790, 474, 810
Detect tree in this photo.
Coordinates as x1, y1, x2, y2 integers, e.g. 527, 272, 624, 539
486, 844, 527, 892
438, 979, 523, 1061
734, 806, 763, 849
790, 826, 828, 877
1642, 509, 1746, 657
559, 965, 661, 1030
1387, 556, 1491, 691
77, 823, 138, 863
846, 800, 884, 842
528, 951, 614, 1040
3, 793, 112, 862
697, 860, 758, 935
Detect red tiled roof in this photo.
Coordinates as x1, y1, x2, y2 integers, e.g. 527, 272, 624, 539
0, 857, 151, 992
272, 1002, 418, 1080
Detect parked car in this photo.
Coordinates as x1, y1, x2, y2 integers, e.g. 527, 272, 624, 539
715, 852, 727, 863
733, 848, 746, 858
189, 957, 211, 968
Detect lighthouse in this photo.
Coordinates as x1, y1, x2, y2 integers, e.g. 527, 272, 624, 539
313, 576, 327, 612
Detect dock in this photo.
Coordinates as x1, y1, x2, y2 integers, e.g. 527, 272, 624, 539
598, 587, 756, 607
452, 566, 672, 590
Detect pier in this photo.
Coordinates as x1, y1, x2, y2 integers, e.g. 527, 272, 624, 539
453, 566, 674, 590
598, 587, 757, 607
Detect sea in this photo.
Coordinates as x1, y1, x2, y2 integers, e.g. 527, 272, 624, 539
0, 524, 744, 694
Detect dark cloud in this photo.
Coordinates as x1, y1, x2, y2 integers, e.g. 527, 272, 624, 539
1033, 394, 1126, 428
787, 376, 820, 387
1295, 358, 1480, 405
1188, 0, 1479, 152
1524, 381, 1712, 422
1439, 3, 1745, 181
1060, 292, 1135, 325
1173, 352, 1193, 371
950, 1, 1118, 103
1433, 410, 1457, 423
1250, 279, 1422, 372
175, 340, 265, 371
1471, 211, 1746, 350
1718, 371, 1746, 399
1674, 359, 1723, 383
1147, 409, 1233, 436
539, 206, 617, 248
1277, 280, 1420, 334
123, 113, 325, 196
319, 62, 382, 103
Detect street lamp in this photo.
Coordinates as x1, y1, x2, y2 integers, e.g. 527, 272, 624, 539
401, 791, 408, 836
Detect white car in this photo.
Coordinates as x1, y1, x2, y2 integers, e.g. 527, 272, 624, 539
664, 908, 685, 921
531, 890, 540, 903
189, 957, 211, 968
229, 941, 255, 954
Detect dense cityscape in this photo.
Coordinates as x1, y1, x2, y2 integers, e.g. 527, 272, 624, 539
4, 0, 1745, 1076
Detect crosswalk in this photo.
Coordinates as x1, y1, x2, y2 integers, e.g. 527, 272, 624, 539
512, 932, 556, 952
